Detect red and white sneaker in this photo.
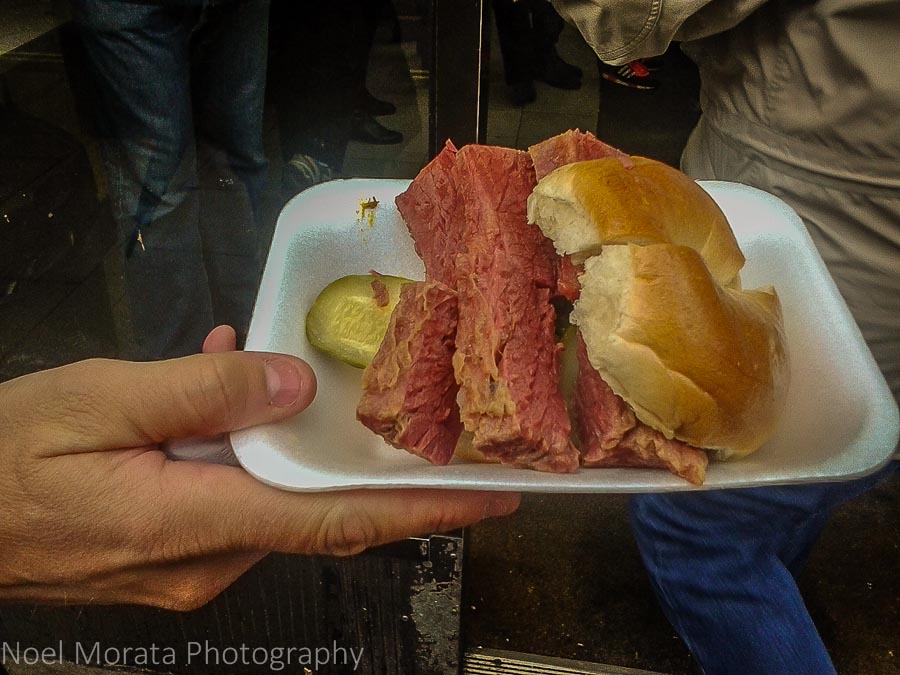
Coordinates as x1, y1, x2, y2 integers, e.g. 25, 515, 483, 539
601, 60, 660, 91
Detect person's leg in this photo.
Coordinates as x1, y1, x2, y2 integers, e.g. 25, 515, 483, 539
492, 0, 536, 87
529, 0, 564, 59
630, 488, 835, 675
270, 0, 357, 173
778, 466, 896, 576
629, 463, 897, 675
672, 110, 900, 674
73, 0, 214, 360
345, 0, 403, 146
350, 0, 379, 109
191, 0, 270, 342
528, 0, 581, 89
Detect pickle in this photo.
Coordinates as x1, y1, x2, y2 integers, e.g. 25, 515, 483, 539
558, 325, 580, 406
558, 325, 583, 449
306, 274, 414, 368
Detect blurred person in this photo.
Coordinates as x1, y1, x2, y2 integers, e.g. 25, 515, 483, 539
270, 0, 402, 200
345, 0, 404, 146
493, 0, 582, 106
0, 324, 520, 608
553, 0, 899, 673
72, 0, 271, 360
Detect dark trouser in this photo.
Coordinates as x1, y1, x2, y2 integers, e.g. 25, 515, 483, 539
73, 0, 270, 360
270, 0, 379, 171
492, 0, 564, 84
630, 462, 898, 675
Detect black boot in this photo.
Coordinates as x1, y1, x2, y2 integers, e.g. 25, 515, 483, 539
535, 49, 582, 90
350, 111, 404, 144
510, 80, 537, 106
358, 89, 397, 116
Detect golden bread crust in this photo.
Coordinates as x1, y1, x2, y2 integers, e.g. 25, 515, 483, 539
528, 156, 745, 287
573, 244, 789, 458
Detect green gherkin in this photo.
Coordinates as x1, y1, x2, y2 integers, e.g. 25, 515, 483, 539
305, 274, 414, 368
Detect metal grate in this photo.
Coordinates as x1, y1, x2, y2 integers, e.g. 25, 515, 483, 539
463, 648, 668, 675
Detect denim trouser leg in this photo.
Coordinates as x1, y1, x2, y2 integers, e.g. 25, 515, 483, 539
75, 0, 269, 359
629, 461, 898, 675
192, 0, 269, 340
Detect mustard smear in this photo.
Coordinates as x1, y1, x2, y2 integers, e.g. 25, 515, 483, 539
357, 196, 379, 238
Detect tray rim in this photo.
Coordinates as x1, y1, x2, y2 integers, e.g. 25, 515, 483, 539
232, 178, 900, 493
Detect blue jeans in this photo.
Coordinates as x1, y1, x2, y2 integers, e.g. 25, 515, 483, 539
74, 0, 270, 359
629, 461, 898, 675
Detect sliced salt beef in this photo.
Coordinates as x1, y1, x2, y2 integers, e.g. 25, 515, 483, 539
370, 275, 390, 307
599, 427, 708, 486
528, 129, 631, 182
573, 333, 708, 485
529, 131, 708, 483
572, 333, 635, 451
556, 255, 582, 302
451, 144, 579, 473
529, 129, 624, 305
357, 281, 463, 465
372, 142, 464, 466
394, 140, 461, 285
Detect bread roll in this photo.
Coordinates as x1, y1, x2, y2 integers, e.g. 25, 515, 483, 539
527, 156, 745, 288
572, 244, 789, 459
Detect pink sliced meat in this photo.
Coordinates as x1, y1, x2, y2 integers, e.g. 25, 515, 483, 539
357, 281, 463, 465
451, 144, 579, 472
592, 427, 709, 486
528, 129, 632, 181
573, 333, 708, 485
556, 255, 582, 302
572, 333, 636, 452
370, 275, 389, 307
394, 140, 461, 285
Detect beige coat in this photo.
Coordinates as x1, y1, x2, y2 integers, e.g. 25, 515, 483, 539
554, 0, 900, 405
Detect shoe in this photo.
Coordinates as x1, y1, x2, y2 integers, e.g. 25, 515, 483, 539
283, 153, 333, 196
539, 48, 583, 79
510, 81, 537, 106
535, 50, 582, 90
350, 111, 404, 145
601, 60, 660, 91
359, 89, 397, 116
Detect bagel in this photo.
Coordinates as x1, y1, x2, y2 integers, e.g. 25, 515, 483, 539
527, 156, 745, 288
571, 243, 789, 459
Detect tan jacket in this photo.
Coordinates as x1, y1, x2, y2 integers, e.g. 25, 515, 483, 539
555, 0, 900, 409
553, 0, 900, 177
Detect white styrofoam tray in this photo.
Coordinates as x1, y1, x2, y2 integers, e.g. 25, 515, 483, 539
232, 179, 899, 492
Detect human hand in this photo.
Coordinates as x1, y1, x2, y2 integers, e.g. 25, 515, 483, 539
0, 326, 520, 610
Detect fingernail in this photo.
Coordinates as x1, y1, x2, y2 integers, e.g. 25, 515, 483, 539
265, 358, 303, 407
484, 494, 521, 519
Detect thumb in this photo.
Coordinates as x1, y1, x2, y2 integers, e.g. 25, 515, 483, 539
3, 353, 316, 456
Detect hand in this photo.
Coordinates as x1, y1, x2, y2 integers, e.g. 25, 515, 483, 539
0, 326, 520, 610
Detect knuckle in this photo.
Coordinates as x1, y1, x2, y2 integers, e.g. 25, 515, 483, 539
316, 505, 378, 557
154, 573, 228, 613
155, 560, 254, 612
180, 358, 250, 432
425, 508, 458, 535
139, 511, 208, 564
134, 494, 206, 563
161, 585, 218, 612
144, 529, 195, 564
35, 360, 118, 443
